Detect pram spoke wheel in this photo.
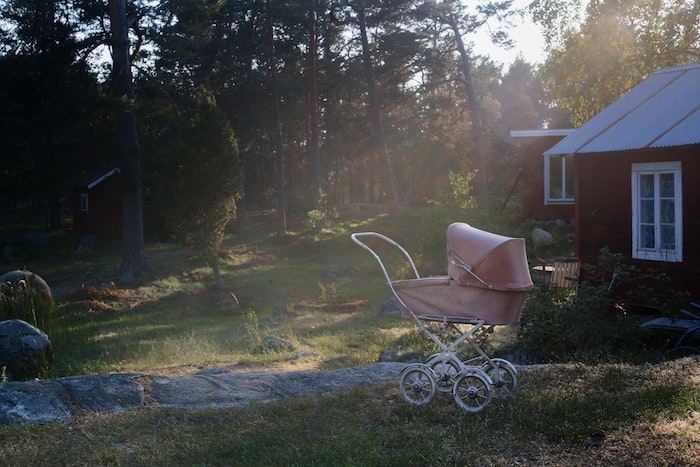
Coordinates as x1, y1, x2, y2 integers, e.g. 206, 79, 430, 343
399, 365, 436, 406
482, 358, 518, 399
452, 369, 492, 412
428, 356, 461, 393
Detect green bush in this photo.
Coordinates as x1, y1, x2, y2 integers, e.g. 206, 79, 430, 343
517, 248, 688, 364
518, 281, 644, 363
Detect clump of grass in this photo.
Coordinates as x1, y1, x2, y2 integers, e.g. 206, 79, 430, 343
0, 279, 52, 330
317, 280, 347, 304
244, 309, 262, 351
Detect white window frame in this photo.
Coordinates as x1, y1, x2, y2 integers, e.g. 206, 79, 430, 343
80, 193, 89, 213
631, 161, 682, 262
544, 154, 574, 204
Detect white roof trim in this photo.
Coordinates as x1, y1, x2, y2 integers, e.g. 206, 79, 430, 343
510, 129, 576, 138
87, 168, 121, 189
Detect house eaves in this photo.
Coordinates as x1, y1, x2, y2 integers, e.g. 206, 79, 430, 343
545, 62, 700, 156
510, 129, 575, 138
78, 168, 121, 189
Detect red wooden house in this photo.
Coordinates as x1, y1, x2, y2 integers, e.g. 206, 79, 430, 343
544, 62, 700, 297
73, 168, 122, 241
510, 129, 575, 221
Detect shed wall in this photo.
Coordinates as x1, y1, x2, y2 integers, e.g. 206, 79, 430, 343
519, 136, 574, 220
73, 175, 122, 241
576, 146, 700, 296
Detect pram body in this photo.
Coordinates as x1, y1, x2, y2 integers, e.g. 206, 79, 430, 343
352, 222, 534, 412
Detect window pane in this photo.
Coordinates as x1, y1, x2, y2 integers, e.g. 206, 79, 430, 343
564, 155, 574, 198
660, 199, 675, 223
549, 156, 563, 198
640, 199, 654, 223
660, 173, 674, 197
640, 174, 654, 198
632, 162, 682, 262
661, 225, 675, 249
640, 224, 655, 249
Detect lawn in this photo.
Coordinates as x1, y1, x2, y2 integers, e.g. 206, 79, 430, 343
1, 361, 698, 465
1, 208, 698, 465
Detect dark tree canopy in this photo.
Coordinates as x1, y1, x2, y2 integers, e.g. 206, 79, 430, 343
2, 0, 694, 272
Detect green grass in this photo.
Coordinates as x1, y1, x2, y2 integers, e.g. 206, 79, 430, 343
37, 209, 533, 378
2, 208, 698, 464
0, 360, 698, 466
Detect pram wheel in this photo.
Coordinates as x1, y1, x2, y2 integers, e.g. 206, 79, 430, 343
481, 358, 518, 399
428, 355, 461, 393
452, 369, 492, 412
399, 364, 437, 406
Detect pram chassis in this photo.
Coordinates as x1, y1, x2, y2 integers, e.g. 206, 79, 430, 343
351, 231, 522, 412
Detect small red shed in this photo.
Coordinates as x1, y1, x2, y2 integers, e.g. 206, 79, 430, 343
73, 168, 122, 241
545, 62, 700, 297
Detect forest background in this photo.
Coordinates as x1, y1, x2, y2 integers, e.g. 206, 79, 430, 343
1, 0, 698, 279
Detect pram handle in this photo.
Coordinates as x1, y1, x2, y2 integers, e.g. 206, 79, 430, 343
351, 232, 421, 284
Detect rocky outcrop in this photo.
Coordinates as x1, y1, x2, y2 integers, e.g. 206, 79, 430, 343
0, 362, 406, 426
0, 374, 143, 426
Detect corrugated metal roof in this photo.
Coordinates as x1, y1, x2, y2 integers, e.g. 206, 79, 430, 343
545, 62, 700, 155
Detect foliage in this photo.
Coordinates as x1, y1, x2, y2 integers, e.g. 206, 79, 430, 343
534, 0, 700, 125
0, 0, 560, 231
519, 247, 691, 364
317, 280, 347, 305
447, 170, 479, 211
304, 188, 338, 232
0, 22, 110, 228
146, 88, 243, 289
518, 280, 634, 363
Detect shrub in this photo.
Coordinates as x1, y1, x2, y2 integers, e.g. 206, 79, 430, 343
517, 248, 688, 364
518, 280, 644, 363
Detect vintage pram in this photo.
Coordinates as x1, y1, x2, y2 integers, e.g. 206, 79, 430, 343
351, 222, 534, 412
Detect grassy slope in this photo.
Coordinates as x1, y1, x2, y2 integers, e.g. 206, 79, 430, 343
1, 209, 698, 464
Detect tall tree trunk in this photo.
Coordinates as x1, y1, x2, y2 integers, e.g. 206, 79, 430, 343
356, 0, 400, 216
308, 4, 321, 210
445, 14, 489, 203
49, 191, 60, 230
236, 5, 262, 231
109, 0, 146, 280
266, 0, 286, 235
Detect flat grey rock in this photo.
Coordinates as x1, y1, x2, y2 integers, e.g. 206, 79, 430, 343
149, 362, 405, 409
0, 380, 73, 426
0, 362, 406, 426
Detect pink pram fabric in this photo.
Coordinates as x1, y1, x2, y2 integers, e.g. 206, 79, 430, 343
393, 223, 534, 325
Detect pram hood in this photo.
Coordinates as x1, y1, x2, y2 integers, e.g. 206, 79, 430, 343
446, 222, 534, 292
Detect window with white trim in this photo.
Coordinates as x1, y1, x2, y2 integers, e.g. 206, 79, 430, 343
631, 161, 682, 262
544, 154, 574, 204
80, 193, 89, 213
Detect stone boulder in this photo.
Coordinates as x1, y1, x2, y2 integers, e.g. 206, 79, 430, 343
531, 228, 554, 250
0, 319, 53, 380
0, 269, 53, 309
261, 335, 295, 352
381, 297, 401, 316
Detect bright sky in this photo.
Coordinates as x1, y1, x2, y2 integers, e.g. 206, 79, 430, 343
470, 0, 548, 69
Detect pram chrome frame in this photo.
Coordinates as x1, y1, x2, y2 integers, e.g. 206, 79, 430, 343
351, 231, 522, 412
